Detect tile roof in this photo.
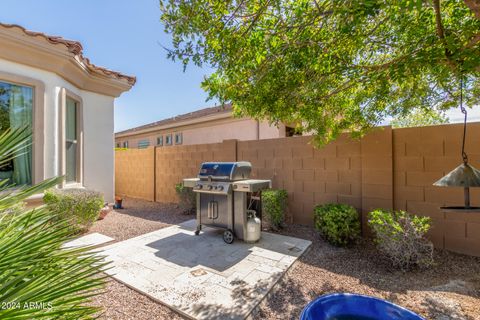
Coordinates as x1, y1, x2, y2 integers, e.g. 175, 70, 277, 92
116, 104, 233, 135
0, 23, 136, 86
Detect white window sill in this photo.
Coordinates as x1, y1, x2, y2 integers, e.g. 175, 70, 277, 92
62, 183, 84, 189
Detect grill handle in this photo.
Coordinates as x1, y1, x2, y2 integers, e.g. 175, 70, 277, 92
207, 201, 218, 219
212, 201, 218, 219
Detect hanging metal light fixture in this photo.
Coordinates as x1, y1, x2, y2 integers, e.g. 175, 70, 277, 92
433, 76, 480, 210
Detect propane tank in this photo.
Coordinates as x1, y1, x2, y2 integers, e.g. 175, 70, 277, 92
245, 210, 261, 243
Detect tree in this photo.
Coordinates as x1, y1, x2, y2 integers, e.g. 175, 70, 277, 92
390, 107, 449, 127
160, 0, 480, 144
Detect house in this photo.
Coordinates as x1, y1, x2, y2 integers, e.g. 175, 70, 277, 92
0, 23, 135, 202
115, 104, 298, 148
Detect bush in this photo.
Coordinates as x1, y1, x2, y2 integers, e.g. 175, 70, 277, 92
314, 203, 361, 246
368, 209, 434, 271
175, 183, 195, 214
44, 188, 104, 233
261, 189, 288, 230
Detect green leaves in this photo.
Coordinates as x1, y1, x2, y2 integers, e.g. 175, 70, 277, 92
391, 107, 449, 128
0, 122, 106, 319
160, 0, 480, 145
314, 203, 361, 246
368, 209, 433, 270
0, 208, 107, 319
261, 189, 288, 230
175, 182, 196, 213
43, 189, 105, 234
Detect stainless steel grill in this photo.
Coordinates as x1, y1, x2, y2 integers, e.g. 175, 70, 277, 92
183, 162, 271, 243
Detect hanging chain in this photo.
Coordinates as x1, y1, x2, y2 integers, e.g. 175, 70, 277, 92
460, 75, 468, 164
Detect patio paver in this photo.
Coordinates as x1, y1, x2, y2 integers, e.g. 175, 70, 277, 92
99, 219, 311, 320
63, 232, 115, 248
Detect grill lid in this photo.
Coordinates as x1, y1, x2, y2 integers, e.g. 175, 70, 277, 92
198, 162, 251, 181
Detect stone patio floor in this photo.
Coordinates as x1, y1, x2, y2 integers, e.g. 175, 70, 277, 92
98, 219, 311, 320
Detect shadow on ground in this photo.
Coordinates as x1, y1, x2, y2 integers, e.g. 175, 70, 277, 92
187, 272, 287, 320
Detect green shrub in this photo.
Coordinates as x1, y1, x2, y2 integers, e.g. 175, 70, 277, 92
175, 183, 195, 214
0, 127, 106, 319
314, 203, 361, 246
261, 189, 288, 230
44, 188, 104, 233
368, 209, 434, 271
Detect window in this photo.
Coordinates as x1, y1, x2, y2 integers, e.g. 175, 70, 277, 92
138, 139, 150, 149
65, 97, 79, 183
116, 142, 121, 148
59, 89, 83, 187
165, 134, 172, 145
175, 132, 183, 145
286, 126, 301, 137
123, 141, 128, 148
0, 81, 33, 185
157, 136, 163, 146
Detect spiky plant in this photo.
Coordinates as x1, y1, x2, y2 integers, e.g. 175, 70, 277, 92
0, 127, 108, 319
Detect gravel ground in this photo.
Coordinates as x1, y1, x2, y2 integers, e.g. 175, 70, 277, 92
90, 198, 480, 320
89, 197, 192, 241
255, 224, 480, 320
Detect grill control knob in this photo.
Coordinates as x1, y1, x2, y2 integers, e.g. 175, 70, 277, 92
195, 184, 203, 190
217, 186, 224, 191
207, 185, 213, 190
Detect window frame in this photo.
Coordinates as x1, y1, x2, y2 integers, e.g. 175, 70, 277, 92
137, 139, 150, 149
165, 134, 172, 146
58, 88, 83, 188
174, 132, 183, 145
0, 71, 45, 185
157, 136, 163, 146
123, 141, 128, 148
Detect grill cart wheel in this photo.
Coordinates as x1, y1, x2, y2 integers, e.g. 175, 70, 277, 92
194, 225, 202, 236
223, 229, 234, 244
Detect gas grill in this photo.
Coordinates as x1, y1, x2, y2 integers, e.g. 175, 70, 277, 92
183, 162, 271, 243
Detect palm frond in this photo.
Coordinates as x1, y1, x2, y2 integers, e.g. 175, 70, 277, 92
0, 126, 31, 169
0, 127, 106, 319
0, 207, 106, 319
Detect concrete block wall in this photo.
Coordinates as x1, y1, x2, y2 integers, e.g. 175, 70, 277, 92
115, 122, 480, 257
155, 140, 237, 203
115, 148, 155, 201
393, 123, 480, 255
237, 134, 363, 225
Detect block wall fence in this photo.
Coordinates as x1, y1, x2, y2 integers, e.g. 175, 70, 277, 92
115, 123, 480, 256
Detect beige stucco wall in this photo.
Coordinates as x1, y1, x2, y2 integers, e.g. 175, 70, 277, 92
0, 58, 116, 202
116, 118, 285, 148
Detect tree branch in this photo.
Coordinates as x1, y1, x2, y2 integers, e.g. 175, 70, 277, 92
433, 0, 458, 70
464, 0, 480, 19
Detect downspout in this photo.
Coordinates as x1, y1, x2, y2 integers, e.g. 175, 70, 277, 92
256, 120, 260, 140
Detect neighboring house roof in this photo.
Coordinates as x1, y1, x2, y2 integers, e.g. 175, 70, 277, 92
116, 104, 233, 137
0, 23, 135, 97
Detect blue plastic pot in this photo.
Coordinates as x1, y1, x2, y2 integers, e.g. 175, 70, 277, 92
300, 293, 424, 320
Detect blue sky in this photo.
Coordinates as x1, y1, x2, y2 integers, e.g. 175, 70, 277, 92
0, 0, 217, 132
0, 0, 478, 131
